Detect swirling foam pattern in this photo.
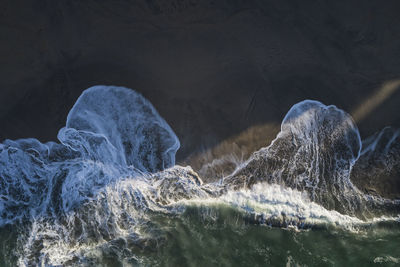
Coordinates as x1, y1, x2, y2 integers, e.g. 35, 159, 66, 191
0, 87, 399, 266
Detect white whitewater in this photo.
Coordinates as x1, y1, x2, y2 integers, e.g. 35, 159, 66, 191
0, 86, 398, 265
223, 100, 399, 218
61, 85, 180, 171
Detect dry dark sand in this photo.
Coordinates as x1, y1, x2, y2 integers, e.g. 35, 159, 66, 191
1, 1, 400, 192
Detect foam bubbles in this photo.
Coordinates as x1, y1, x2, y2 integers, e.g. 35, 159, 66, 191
0, 88, 399, 265
62, 85, 180, 172
224, 100, 367, 216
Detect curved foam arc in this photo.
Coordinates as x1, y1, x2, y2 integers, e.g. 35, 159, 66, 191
229, 100, 362, 176
224, 100, 367, 216
0, 86, 181, 228
281, 100, 362, 163
360, 126, 400, 156
61, 85, 180, 172
1, 87, 399, 265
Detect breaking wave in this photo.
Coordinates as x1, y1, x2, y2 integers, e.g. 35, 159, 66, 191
0, 86, 399, 265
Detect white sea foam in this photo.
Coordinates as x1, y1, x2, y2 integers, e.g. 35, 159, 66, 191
62, 85, 180, 172
181, 183, 364, 228
374, 255, 400, 264
0, 87, 399, 265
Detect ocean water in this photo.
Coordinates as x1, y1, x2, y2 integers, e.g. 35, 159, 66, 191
0, 86, 399, 266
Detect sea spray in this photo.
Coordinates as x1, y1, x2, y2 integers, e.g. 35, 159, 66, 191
0, 86, 399, 265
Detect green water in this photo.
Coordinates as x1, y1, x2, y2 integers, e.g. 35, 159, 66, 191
145, 206, 400, 266
1, 206, 400, 266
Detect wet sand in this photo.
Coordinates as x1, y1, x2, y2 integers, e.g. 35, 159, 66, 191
1, 0, 400, 177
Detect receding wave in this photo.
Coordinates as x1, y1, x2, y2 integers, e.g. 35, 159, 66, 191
0, 86, 399, 266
